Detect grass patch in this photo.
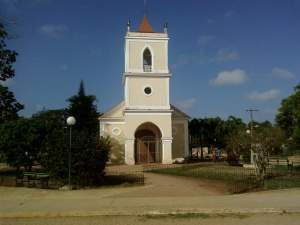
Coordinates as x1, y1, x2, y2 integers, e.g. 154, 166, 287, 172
152, 164, 300, 192
143, 213, 249, 220
152, 165, 256, 184
264, 175, 300, 190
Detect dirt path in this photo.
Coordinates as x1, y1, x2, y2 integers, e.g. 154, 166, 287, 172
113, 172, 228, 197
1, 214, 300, 225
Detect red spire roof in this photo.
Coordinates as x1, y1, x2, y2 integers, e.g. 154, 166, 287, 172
138, 15, 154, 33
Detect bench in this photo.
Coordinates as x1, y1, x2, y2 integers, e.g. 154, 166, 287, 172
23, 172, 49, 188
268, 159, 291, 166
288, 156, 300, 168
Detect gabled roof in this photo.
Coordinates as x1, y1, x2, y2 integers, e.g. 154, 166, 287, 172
138, 15, 154, 33
99, 101, 125, 119
171, 104, 190, 119
99, 102, 190, 120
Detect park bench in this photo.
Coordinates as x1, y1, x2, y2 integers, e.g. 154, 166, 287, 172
268, 158, 291, 166
268, 158, 293, 174
288, 156, 300, 168
23, 172, 49, 188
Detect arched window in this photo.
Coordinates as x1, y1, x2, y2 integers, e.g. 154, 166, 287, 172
143, 48, 152, 72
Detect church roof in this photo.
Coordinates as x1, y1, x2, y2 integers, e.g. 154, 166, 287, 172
138, 15, 154, 33
99, 101, 190, 121
99, 101, 125, 119
171, 104, 191, 119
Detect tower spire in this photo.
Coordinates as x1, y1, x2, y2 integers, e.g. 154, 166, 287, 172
138, 15, 154, 33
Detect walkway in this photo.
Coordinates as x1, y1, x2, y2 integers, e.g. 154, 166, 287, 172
0, 172, 300, 218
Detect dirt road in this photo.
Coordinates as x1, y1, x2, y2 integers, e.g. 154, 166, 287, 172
1, 213, 300, 225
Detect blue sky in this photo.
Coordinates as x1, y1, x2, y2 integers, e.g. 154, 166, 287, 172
0, 0, 299, 122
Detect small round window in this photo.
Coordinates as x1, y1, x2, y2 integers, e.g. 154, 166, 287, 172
144, 87, 152, 95
112, 127, 121, 136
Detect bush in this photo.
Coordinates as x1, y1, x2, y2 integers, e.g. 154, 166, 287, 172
39, 127, 110, 186
70, 131, 110, 186
0, 118, 42, 171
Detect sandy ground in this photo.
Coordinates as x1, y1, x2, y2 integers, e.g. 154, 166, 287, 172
1, 214, 300, 225
0, 172, 300, 224
114, 172, 228, 197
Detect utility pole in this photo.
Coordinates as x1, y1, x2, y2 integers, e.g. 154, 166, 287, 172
246, 108, 259, 164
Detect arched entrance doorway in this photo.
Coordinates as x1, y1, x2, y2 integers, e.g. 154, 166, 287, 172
135, 122, 162, 164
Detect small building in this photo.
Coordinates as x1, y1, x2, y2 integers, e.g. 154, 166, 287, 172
99, 16, 189, 165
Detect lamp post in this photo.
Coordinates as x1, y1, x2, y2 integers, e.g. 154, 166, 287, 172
66, 116, 76, 189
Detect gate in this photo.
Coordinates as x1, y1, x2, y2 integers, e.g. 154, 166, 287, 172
135, 136, 161, 164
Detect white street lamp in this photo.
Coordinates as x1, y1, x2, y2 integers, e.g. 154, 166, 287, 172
67, 116, 76, 126
66, 116, 76, 190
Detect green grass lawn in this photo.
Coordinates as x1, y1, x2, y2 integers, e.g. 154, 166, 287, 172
152, 165, 256, 184
152, 164, 300, 192
264, 175, 300, 190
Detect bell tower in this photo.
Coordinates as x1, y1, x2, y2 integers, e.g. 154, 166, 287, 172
123, 16, 173, 165
123, 16, 170, 110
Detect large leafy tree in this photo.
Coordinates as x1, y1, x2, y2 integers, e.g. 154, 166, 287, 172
0, 22, 17, 82
276, 83, 300, 147
0, 22, 23, 122
0, 118, 42, 171
0, 85, 24, 123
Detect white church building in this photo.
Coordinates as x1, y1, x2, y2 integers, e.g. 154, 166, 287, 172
99, 16, 190, 165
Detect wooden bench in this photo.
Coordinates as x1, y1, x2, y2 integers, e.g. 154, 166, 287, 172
268, 158, 291, 166
268, 158, 294, 173
23, 172, 49, 188
288, 156, 300, 168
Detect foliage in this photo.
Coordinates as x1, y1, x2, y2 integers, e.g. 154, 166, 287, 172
225, 129, 249, 164
71, 133, 110, 185
67, 80, 99, 134
34, 110, 69, 179
252, 126, 285, 180
0, 85, 24, 123
276, 83, 300, 148
32, 107, 110, 185
189, 116, 246, 161
0, 22, 17, 82
0, 118, 41, 171
264, 175, 300, 190
0, 22, 23, 122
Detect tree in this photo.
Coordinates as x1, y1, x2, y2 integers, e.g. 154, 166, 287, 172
64, 81, 110, 185
276, 83, 300, 148
0, 84, 24, 123
0, 22, 23, 122
0, 22, 17, 82
252, 126, 284, 180
0, 118, 41, 171
225, 128, 248, 164
67, 80, 98, 134
224, 116, 247, 164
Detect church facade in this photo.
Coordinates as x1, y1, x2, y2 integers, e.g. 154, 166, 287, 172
99, 17, 189, 165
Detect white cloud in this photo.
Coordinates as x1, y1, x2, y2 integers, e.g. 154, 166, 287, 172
272, 67, 295, 80
197, 35, 215, 46
210, 69, 248, 86
247, 89, 280, 101
176, 98, 196, 109
39, 24, 68, 39
213, 48, 240, 63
